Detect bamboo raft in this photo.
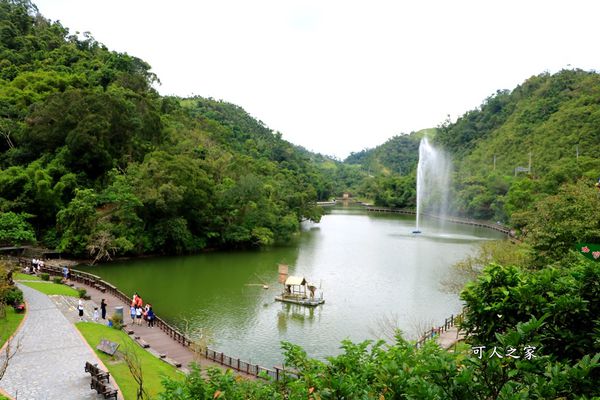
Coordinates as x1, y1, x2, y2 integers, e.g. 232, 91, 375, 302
275, 294, 325, 306
275, 272, 324, 307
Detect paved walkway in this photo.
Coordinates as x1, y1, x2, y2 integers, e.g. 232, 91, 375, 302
0, 284, 112, 400
77, 281, 229, 374
436, 326, 465, 349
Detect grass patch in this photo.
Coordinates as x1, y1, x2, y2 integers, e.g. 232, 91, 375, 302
19, 281, 79, 297
76, 322, 182, 399
0, 306, 25, 348
13, 272, 41, 281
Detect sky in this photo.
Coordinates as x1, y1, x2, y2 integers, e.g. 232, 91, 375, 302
33, 0, 599, 159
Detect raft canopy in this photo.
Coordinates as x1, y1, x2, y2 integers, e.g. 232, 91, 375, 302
285, 276, 307, 286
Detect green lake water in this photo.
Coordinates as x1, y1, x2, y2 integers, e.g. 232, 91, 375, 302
80, 208, 504, 367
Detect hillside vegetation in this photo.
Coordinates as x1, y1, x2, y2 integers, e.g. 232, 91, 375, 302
436, 69, 600, 222
0, 0, 325, 258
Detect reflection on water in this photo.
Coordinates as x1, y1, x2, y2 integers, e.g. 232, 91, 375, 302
389, 232, 498, 244
81, 209, 504, 366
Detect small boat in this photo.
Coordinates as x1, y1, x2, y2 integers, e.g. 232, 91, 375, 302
275, 275, 324, 307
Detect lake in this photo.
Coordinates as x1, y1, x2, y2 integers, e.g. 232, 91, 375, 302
80, 207, 504, 366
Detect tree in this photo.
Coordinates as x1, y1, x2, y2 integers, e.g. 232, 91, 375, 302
121, 341, 148, 400
0, 212, 35, 245
86, 230, 117, 265
55, 188, 98, 256
523, 180, 600, 265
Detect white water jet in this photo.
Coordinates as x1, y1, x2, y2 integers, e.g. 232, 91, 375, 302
414, 137, 452, 233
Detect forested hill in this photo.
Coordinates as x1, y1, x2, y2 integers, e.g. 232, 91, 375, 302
333, 129, 432, 208
435, 69, 600, 221
344, 129, 434, 176
0, 0, 326, 258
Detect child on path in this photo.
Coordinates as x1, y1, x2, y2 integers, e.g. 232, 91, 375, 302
78, 299, 84, 321
93, 307, 99, 322
130, 305, 136, 324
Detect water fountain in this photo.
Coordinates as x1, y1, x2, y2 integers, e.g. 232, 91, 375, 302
413, 137, 452, 233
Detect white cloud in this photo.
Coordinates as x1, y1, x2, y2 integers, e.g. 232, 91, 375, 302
33, 0, 599, 158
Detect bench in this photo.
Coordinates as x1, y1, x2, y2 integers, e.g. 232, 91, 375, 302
91, 376, 118, 400
164, 356, 182, 368
135, 337, 150, 348
84, 361, 110, 382
94, 283, 106, 293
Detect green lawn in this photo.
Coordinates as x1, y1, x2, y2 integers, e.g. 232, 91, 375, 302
13, 272, 41, 281
77, 322, 182, 400
0, 306, 25, 348
19, 281, 80, 297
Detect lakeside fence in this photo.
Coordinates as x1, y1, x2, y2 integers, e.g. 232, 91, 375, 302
18, 260, 287, 380
364, 206, 513, 235
414, 311, 464, 349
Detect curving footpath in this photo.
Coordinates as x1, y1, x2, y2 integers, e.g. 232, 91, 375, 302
0, 284, 112, 400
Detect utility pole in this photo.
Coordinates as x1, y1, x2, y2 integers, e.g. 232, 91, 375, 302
528, 152, 532, 174
576, 144, 579, 161
493, 154, 496, 171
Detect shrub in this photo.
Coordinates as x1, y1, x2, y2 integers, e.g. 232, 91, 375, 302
77, 288, 87, 298
110, 313, 123, 330
52, 276, 63, 284
40, 273, 49, 281
3, 286, 24, 306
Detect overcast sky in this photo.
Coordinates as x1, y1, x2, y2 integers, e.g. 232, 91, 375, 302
33, 0, 598, 159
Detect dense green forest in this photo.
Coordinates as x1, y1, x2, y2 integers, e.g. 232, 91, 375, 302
0, 0, 329, 258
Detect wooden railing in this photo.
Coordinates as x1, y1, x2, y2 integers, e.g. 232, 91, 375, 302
23, 260, 289, 380
203, 348, 297, 380
414, 311, 464, 348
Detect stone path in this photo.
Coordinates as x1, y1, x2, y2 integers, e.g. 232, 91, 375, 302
0, 284, 114, 400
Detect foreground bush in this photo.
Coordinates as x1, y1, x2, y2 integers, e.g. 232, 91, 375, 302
160, 328, 599, 400
461, 258, 600, 363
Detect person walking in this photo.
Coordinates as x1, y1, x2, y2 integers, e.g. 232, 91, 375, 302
92, 307, 99, 322
146, 306, 155, 328
135, 306, 143, 326
100, 299, 107, 320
